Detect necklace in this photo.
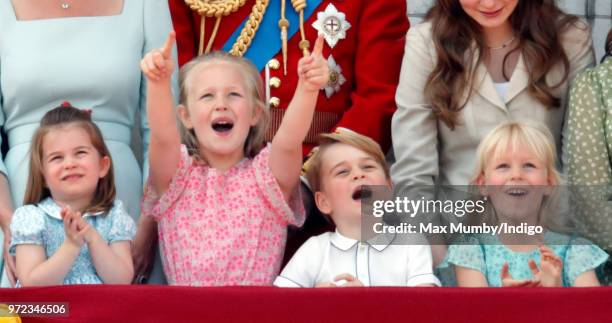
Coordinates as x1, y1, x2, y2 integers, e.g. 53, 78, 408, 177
487, 35, 516, 50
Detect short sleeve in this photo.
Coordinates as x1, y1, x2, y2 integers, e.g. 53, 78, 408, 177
440, 236, 486, 274
274, 236, 322, 287
406, 244, 441, 286
9, 206, 46, 255
140, 0, 179, 185
563, 239, 609, 286
141, 145, 193, 221
107, 201, 137, 243
253, 144, 305, 227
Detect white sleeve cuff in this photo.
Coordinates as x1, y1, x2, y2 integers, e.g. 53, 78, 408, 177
273, 276, 304, 288
406, 273, 441, 287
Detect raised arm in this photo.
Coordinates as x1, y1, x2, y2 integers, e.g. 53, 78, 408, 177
141, 32, 181, 196
140, 0, 179, 184
270, 35, 328, 201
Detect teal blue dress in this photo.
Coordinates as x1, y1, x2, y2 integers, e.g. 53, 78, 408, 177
0, 0, 177, 280
440, 232, 609, 286
9, 197, 136, 285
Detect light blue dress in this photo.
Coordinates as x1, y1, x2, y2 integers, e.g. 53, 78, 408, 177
9, 197, 136, 285
0, 0, 177, 280
441, 232, 609, 287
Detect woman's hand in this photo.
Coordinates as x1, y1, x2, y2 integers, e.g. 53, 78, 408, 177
131, 216, 158, 284
2, 226, 17, 287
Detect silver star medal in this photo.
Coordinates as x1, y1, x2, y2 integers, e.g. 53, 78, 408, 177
322, 55, 346, 98
312, 3, 351, 48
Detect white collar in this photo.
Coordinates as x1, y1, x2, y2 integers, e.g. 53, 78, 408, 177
330, 229, 395, 252
38, 197, 105, 220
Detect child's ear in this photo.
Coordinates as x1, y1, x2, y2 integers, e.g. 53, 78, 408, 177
475, 174, 488, 197
314, 191, 332, 215
177, 104, 193, 129
249, 104, 262, 127
99, 156, 111, 178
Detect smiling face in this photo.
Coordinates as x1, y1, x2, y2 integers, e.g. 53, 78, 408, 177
179, 61, 260, 165
41, 125, 110, 209
315, 143, 391, 227
477, 142, 554, 224
459, 0, 519, 30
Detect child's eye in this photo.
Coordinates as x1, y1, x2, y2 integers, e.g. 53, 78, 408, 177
336, 169, 349, 176
49, 156, 61, 162
495, 163, 509, 170
229, 92, 242, 97
76, 150, 88, 156
524, 163, 536, 169
200, 93, 213, 100
362, 164, 377, 171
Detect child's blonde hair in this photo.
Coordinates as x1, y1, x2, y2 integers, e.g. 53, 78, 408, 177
471, 120, 561, 185
177, 51, 270, 159
24, 105, 116, 214
305, 129, 390, 193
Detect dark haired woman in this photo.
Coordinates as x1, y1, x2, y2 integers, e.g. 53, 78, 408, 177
392, 0, 593, 188
564, 28, 612, 285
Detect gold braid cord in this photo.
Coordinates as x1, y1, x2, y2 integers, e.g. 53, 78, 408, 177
230, 0, 270, 56
291, 0, 309, 56
184, 0, 247, 55
184, 0, 245, 17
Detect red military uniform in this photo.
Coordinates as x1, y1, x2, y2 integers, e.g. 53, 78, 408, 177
168, 0, 409, 154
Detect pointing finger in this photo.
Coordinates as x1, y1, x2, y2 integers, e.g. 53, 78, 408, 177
161, 31, 176, 59
311, 34, 324, 57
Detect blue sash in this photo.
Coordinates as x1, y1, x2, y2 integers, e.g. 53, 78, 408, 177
222, 0, 322, 71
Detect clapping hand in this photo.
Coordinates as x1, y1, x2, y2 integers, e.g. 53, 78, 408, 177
297, 34, 329, 92
529, 246, 563, 287
500, 262, 540, 287
61, 207, 90, 248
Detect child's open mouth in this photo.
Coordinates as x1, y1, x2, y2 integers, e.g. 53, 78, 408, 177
211, 118, 234, 133
504, 187, 528, 197
352, 186, 373, 201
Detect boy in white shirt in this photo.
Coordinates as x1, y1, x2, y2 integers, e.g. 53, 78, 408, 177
274, 129, 440, 287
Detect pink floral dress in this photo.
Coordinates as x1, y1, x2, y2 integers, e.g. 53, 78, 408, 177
142, 144, 305, 286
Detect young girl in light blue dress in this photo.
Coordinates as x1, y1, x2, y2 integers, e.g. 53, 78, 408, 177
442, 121, 607, 287
9, 105, 135, 286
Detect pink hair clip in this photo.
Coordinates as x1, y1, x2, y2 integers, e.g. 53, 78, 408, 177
61, 101, 72, 108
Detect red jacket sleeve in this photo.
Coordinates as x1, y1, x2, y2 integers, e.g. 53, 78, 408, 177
334, 0, 409, 152
168, 0, 198, 67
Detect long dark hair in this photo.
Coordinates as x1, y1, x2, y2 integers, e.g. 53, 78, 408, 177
424, 0, 582, 129
603, 28, 612, 62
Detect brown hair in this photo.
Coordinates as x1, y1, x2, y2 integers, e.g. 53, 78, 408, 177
24, 105, 116, 214
305, 129, 390, 193
604, 28, 612, 61
177, 51, 269, 160
424, 0, 581, 129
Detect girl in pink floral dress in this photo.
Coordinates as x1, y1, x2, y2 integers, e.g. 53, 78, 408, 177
138, 32, 328, 286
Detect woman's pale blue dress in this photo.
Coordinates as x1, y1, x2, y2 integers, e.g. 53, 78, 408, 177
9, 198, 135, 285
0, 0, 177, 283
